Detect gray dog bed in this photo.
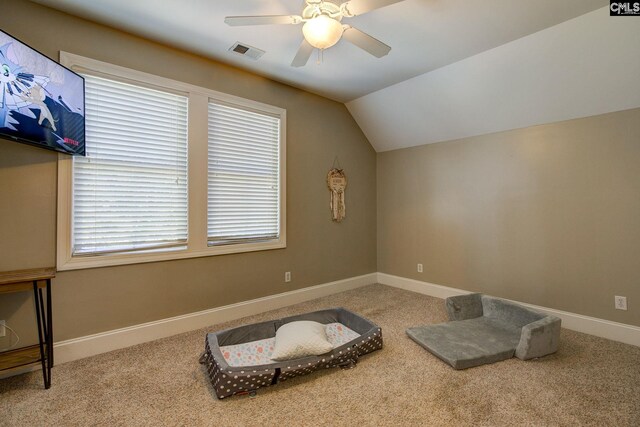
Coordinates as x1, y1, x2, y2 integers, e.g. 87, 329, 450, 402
406, 293, 561, 369
200, 307, 383, 398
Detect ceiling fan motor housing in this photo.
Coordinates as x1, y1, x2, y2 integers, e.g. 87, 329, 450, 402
302, 0, 344, 20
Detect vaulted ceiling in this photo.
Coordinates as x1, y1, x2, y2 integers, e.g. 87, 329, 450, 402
31, 0, 605, 102
30, 0, 640, 152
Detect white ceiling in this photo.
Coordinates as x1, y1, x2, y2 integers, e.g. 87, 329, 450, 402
347, 7, 640, 151
31, 0, 607, 103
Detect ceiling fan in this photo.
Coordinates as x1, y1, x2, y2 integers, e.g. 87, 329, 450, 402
225, 0, 403, 67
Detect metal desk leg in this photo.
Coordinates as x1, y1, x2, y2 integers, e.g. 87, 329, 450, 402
46, 278, 53, 376
38, 280, 53, 384
38, 288, 48, 344
33, 281, 50, 389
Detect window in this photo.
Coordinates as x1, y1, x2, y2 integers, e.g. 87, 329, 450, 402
207, 102, 280, 246
74, 75, 188, 255
58, 53, 286, 270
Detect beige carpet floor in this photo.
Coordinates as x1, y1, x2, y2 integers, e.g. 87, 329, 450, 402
1, 284, 639, 426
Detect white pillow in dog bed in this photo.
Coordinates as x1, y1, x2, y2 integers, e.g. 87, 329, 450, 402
270, 321, 333, 361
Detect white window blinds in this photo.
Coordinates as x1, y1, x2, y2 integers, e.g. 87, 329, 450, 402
207, 101, 280, 245
72, 74, 188, 255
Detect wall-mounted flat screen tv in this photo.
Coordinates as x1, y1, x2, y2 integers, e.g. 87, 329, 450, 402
0, 29, 85, 155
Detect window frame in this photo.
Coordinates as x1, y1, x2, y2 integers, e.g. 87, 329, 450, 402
57, 52, 286, 271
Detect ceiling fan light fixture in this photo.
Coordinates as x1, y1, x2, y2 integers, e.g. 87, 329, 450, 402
302, 15, 343, 49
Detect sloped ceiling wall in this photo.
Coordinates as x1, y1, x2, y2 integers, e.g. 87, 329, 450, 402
347, 7, 640, 152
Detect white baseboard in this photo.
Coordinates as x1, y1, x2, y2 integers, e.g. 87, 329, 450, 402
4, 270, 636, 381
377, 273, 469, 299
377, 272, 640, 348
50, 273, 376, 366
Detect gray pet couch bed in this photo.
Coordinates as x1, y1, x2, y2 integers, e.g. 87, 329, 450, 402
200, 308, 383, 399
406, 293, 561, 370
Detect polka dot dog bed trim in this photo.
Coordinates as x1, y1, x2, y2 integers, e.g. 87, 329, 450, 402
200, 307, 383, 399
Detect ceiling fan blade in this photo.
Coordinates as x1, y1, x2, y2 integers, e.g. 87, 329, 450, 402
291, 39, 315, 67
224, 15, 303, 26
341, 0, 404, 16
342, 26, 391, 58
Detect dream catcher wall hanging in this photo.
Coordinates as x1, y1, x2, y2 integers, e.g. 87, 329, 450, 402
327, 166, 347, 222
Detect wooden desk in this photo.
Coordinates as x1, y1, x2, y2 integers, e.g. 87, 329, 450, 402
0, 267, 55, 389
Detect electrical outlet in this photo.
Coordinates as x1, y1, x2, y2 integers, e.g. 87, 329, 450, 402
285, 272, 291, 283
615, 296, 627, 311
417, 264, 423, 273
0, 320, 5, 338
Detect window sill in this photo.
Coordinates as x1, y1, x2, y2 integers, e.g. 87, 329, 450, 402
57, 240, 286, 271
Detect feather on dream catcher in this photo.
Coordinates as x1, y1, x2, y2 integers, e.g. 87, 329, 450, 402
327, 167, 347, 222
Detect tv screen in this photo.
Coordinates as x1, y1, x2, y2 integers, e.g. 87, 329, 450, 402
0, 29, 85, 155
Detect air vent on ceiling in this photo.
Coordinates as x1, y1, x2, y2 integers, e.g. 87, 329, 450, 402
229, 42, 265, 60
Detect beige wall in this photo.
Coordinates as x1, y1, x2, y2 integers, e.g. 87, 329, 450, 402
378, 108, 640, 327
2, 1, 636, 353
0, 0, 376, 346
